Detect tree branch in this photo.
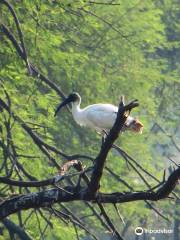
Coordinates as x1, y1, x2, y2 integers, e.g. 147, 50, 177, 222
2, 218, 33, 240
0, 23, 66, 100
0, 162, 178, 220
88, 97, 139, 194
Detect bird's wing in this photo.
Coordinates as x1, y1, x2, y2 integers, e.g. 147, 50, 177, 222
84, 104, 118, 113
85, 104, 117, 130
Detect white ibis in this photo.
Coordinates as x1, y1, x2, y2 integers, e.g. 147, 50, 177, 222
54, 92, 143, 134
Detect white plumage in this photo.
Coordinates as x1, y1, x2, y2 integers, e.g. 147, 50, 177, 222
55, 93, 143, 134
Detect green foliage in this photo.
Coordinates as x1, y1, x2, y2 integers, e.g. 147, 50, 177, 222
0, 0, 179, 239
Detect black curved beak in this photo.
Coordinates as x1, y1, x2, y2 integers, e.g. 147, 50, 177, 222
54, 97, 72, 117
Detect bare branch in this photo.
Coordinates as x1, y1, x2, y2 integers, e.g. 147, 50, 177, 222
2, 218, 33, 240
88, 97, 138, 194
0, 0, 31, 74
0, 23, 66, 100
0, 157, 178, 220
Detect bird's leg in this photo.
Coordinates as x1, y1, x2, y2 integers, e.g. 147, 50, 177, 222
101, 134, 105, 145
101, 130, 108, 145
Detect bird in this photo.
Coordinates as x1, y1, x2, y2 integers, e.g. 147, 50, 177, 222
54, 92, 143, 134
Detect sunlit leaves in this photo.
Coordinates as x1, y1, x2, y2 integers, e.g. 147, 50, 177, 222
0, 0, 179, 238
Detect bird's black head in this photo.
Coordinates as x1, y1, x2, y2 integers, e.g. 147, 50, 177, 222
67, 92, 80, 103
54, 92, 80, 117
